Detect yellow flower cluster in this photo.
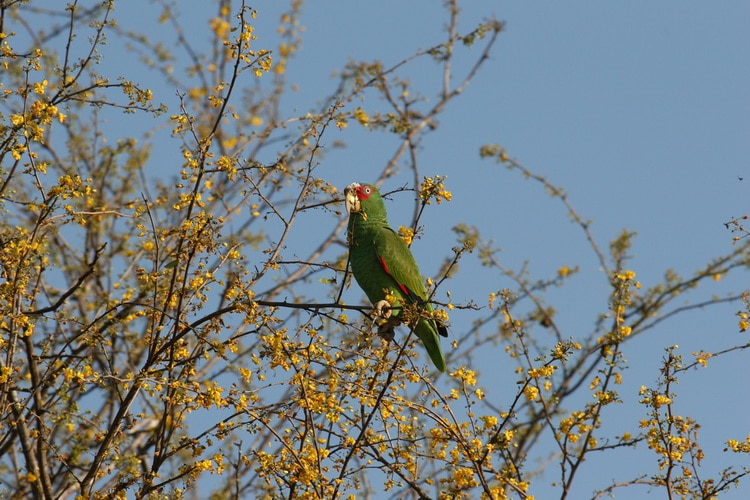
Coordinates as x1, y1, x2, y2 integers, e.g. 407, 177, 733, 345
431, 308, 450, 325
726, 437, 750, 453
478, 143, 510, 163
527, 365, 555, 379
639, 386, 671, 409
644, 415, 696, 467
452, 467, 478, 489
419, 175, 452, 205
551, 340, 582, 361
738, 309, 749, 332
63, 365, 101, 389
255, 442, 332, 491
692, 350, 712, 368
195, 380, 228, 409
353, 107, 370, 127
616, 269, 635, 281
451, 366, 477, 386
47, 174, 96, 203
523, 385, 539, 402
9, 94, 67, 158
558, 411, 594, 444
397, 225, 414, 246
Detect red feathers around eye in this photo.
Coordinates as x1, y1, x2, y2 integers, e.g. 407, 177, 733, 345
357, 185, 373, 200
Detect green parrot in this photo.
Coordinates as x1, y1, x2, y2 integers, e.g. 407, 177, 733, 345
344, 182, 448, 372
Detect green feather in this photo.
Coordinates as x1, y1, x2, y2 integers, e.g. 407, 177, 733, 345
346, 183, 447, 372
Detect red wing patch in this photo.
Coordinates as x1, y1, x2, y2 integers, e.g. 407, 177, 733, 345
378, 256, 421, 302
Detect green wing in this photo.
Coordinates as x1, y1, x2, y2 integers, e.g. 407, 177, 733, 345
373, 227, 448, 372
372, 227, 430, 305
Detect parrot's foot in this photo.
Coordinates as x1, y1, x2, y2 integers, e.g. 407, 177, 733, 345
371, 300, 398, 341
373, 300, 392, 319
376, 317, 399, 342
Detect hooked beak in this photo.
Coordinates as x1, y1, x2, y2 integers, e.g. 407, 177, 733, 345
344, 182, 361, 214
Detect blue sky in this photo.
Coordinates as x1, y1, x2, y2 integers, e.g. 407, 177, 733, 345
28, 0, 749, 497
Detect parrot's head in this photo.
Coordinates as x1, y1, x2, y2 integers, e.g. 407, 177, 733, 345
344, 182, 381, 215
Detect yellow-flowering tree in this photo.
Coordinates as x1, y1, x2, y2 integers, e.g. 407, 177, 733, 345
1, 1, 749, 499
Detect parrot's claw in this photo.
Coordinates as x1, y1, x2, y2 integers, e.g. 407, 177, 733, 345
378, 321, 397, 342
372, 300, 396, 341
373, 300, 392, 319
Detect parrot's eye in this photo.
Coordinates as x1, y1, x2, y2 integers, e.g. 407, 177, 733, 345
359, 186, 372, 198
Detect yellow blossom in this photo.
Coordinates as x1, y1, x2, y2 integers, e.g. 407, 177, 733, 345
354, 107, 369, 126
451, 367, 477, 386
32, 79, 48, 94
419, 175, 452, 204
528, 365, 556, 378
398, 226, 414, 246
692, 351, 712, 367
523, 385, 539, 402
480, 415, 498, 429
726, 437, 750, 453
